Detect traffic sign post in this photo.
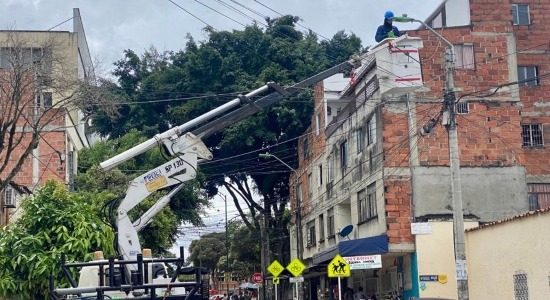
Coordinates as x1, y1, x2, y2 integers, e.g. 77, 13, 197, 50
273, 278, 279, 300
268, 260, 284, 300
327, 255, 350, 300
286, 258, 306, 300
252, 273, 263, 284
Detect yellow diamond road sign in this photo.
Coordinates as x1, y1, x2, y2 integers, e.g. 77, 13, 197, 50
286, 258, 306, 277
327, 254, 350, 278
267, 260, 284, 277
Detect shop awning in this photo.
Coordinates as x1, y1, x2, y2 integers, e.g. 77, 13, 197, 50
339, 234, 388, 256
312, 234, 388, 265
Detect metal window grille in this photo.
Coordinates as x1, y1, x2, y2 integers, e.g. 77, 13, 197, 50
522, 124, 543, 147
512, 4, 530, 25
513, 272, 529, 300
456, 102, 469, 114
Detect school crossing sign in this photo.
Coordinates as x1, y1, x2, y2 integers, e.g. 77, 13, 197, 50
327, 254, 350, 277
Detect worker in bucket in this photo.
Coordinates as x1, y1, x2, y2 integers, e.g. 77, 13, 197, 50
375, 11, 401, 42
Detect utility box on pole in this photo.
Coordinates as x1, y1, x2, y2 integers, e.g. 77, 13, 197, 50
370, 35, 424, 95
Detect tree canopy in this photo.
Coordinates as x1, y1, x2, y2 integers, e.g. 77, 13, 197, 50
84, 16, 362, 263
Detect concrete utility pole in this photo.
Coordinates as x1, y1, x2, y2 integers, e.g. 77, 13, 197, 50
393, 15, 469, 300
442, 48, 469, 300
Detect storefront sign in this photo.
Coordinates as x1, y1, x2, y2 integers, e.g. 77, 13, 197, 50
343, 255, 382, 270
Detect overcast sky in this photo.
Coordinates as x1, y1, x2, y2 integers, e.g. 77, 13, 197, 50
0, 0, 442, 255
1, 0, 442, 75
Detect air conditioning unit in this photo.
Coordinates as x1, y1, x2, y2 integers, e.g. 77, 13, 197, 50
4, 188, 16, 208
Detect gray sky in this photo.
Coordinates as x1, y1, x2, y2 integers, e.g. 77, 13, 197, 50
1, 0, 442, 74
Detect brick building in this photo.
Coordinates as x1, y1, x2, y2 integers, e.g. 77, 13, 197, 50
0, 9, 94, 226
289, 0, 550, 299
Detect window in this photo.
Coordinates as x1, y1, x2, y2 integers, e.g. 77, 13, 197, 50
316, 114, 321, 135
296, 184, 302, 208
317, 164, 323, 187
522, 124, 543, 147
0, 47, 52, 74
367, 116, 377, 145
327, 106, 332, 116
517, 66, 539, 86
513, 272, 529, 300
454, 44, 475, 69
358, 183, 378, 223
306, 220, 316, 247
308, 173, 313, 198
356, 127, 365, 153
36, 92, 53, 107
340, 140, 348, 171
4, 187, 15, 208
512, 4, 530, 25
303, 137, 310, 160
327, 208, 335, 237
456, 102, 469, 114
319, 214, 325, 241
328, 155, 334, 181
527, 184, 550, 210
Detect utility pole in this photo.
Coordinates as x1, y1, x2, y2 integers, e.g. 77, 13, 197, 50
392, 15, 469, 300
223, 194, 230, 298
442, 48, 469, 300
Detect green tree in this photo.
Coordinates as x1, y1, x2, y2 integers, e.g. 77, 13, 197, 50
187, 232, 226, 290
0, 180, 115, 299
85, 15, 362, 262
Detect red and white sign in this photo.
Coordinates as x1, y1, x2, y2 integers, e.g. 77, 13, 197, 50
252, 273, 263, 284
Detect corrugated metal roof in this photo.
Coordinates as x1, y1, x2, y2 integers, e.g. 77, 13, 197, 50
466, 208, 550, 232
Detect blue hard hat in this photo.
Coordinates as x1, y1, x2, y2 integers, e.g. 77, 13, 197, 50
384, 11, 394, 19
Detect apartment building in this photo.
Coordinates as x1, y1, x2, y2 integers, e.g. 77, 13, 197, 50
290, 0, 550, 299
0, 9, 94, 225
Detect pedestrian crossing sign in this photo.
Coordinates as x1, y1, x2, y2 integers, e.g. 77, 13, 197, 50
327, 254, 350, 277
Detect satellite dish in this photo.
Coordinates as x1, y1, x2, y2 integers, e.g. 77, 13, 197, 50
338, 224, 354, 240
